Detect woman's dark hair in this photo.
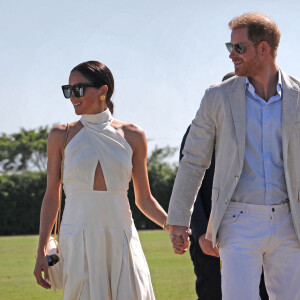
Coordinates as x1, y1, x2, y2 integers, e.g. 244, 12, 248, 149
71, 61, 115, 114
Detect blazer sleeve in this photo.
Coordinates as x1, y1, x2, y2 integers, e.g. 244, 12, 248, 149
167, 88, 215, 227
180, 126, 215, 241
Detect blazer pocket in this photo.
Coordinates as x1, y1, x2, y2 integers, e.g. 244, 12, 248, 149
211, 188, 220, 202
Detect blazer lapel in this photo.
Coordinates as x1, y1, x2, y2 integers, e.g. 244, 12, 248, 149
228, 77, 246, 169
281, 71, 300, 152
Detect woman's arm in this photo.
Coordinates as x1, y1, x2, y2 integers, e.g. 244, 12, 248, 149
125, 125, 168, 231
33, 125, 65, 289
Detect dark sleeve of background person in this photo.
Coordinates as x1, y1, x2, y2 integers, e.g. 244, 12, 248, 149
179, 125, 215, 242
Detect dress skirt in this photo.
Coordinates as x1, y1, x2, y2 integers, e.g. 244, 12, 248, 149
60, 191, 155, 300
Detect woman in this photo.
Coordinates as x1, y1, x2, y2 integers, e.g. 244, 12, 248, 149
34, 61, 168, 300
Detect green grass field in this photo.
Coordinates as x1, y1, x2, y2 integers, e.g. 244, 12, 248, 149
0, 231, 196, 300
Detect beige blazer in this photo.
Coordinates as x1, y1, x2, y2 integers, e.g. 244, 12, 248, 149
167, 71, 300, 246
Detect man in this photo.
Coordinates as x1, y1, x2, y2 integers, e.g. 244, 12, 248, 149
180, 72, 268, 300
168, 12, 300, 300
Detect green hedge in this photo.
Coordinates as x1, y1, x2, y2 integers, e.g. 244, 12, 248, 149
0, 166, 176, 235
0, 172, 46, 235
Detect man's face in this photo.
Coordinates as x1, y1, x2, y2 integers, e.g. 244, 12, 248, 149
229, 27, 263, 78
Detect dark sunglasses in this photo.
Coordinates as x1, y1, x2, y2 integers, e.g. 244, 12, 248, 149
61, 83, 98, 98
225, 41, 260, 54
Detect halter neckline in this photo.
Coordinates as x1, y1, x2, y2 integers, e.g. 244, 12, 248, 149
81, 109, 113, 126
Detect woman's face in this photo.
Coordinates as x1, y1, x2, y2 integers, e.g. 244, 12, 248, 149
68, 71, 107, 115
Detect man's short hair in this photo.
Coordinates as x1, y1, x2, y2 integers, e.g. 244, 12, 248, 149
229, 12, 281, 57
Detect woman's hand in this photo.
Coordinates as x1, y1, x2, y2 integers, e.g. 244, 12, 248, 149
34, 253, 51, 289
169, 225, 191, 255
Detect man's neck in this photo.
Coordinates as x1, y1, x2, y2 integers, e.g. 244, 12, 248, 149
248, 64, 279, 102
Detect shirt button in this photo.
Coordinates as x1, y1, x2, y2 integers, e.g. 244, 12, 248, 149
264, 124, 268, 127
235, 176, 239, 181
225, 199, 229, 204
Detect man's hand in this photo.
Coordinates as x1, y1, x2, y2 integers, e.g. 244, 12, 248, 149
198, 233, 219, 257
169, 225, 191, 255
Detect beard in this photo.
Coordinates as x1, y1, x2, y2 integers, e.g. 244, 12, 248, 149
234, 52, 263, 78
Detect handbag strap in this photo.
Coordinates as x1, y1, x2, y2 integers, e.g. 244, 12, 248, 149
53, 123, 70, 248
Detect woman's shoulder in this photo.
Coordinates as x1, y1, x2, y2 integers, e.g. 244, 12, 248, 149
113, 119, 145, 137
48, 121, 82, 147
112, 119, 146, 151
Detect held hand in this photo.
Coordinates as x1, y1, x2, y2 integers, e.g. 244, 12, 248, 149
198, 234, 220, 257
169, 225, 191, 255
34, 254, 51, 289
171, 235, 185, 254
164, 224, 170, 232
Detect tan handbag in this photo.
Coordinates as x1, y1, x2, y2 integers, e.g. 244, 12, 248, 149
46, 123, 69, 292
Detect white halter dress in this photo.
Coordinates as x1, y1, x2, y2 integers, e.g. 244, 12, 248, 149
59, 109, 155, 300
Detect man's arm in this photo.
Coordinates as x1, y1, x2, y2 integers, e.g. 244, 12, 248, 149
181, 128, 219, 257
168, 89, 216, 253
172, 125, 209, 255
179, 125, 210, 241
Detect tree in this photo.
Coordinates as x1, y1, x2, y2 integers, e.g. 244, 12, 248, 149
0, 126, 51, 172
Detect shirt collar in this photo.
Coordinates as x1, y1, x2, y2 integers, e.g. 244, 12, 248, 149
245, 69, 282, 100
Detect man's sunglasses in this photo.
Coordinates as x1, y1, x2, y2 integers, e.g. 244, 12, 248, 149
61, 83, 98, 98
225, 41, 260, 54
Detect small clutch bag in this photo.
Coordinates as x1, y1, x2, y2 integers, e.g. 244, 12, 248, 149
46, 237, 63, 292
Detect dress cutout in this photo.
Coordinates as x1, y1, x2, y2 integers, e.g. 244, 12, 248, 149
60, 109, 155, 300
93, 161, 107, 191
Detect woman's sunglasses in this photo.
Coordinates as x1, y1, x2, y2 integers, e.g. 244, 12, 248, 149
61, 83, 98, 98
225, 41, 260, 54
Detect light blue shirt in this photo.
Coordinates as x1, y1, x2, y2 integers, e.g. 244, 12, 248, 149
231, 70, 288, 205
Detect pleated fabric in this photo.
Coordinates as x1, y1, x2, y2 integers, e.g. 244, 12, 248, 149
59, 109, 155, 300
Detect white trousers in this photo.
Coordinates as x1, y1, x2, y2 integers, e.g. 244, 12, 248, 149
218, 202, 300, 300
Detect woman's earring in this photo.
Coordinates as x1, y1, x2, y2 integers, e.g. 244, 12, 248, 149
100, 95, 106, 101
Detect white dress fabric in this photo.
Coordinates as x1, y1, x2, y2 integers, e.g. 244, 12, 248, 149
59, 109, 155, 300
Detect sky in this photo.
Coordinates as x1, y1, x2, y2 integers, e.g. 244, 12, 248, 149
1, 0, 300, 160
